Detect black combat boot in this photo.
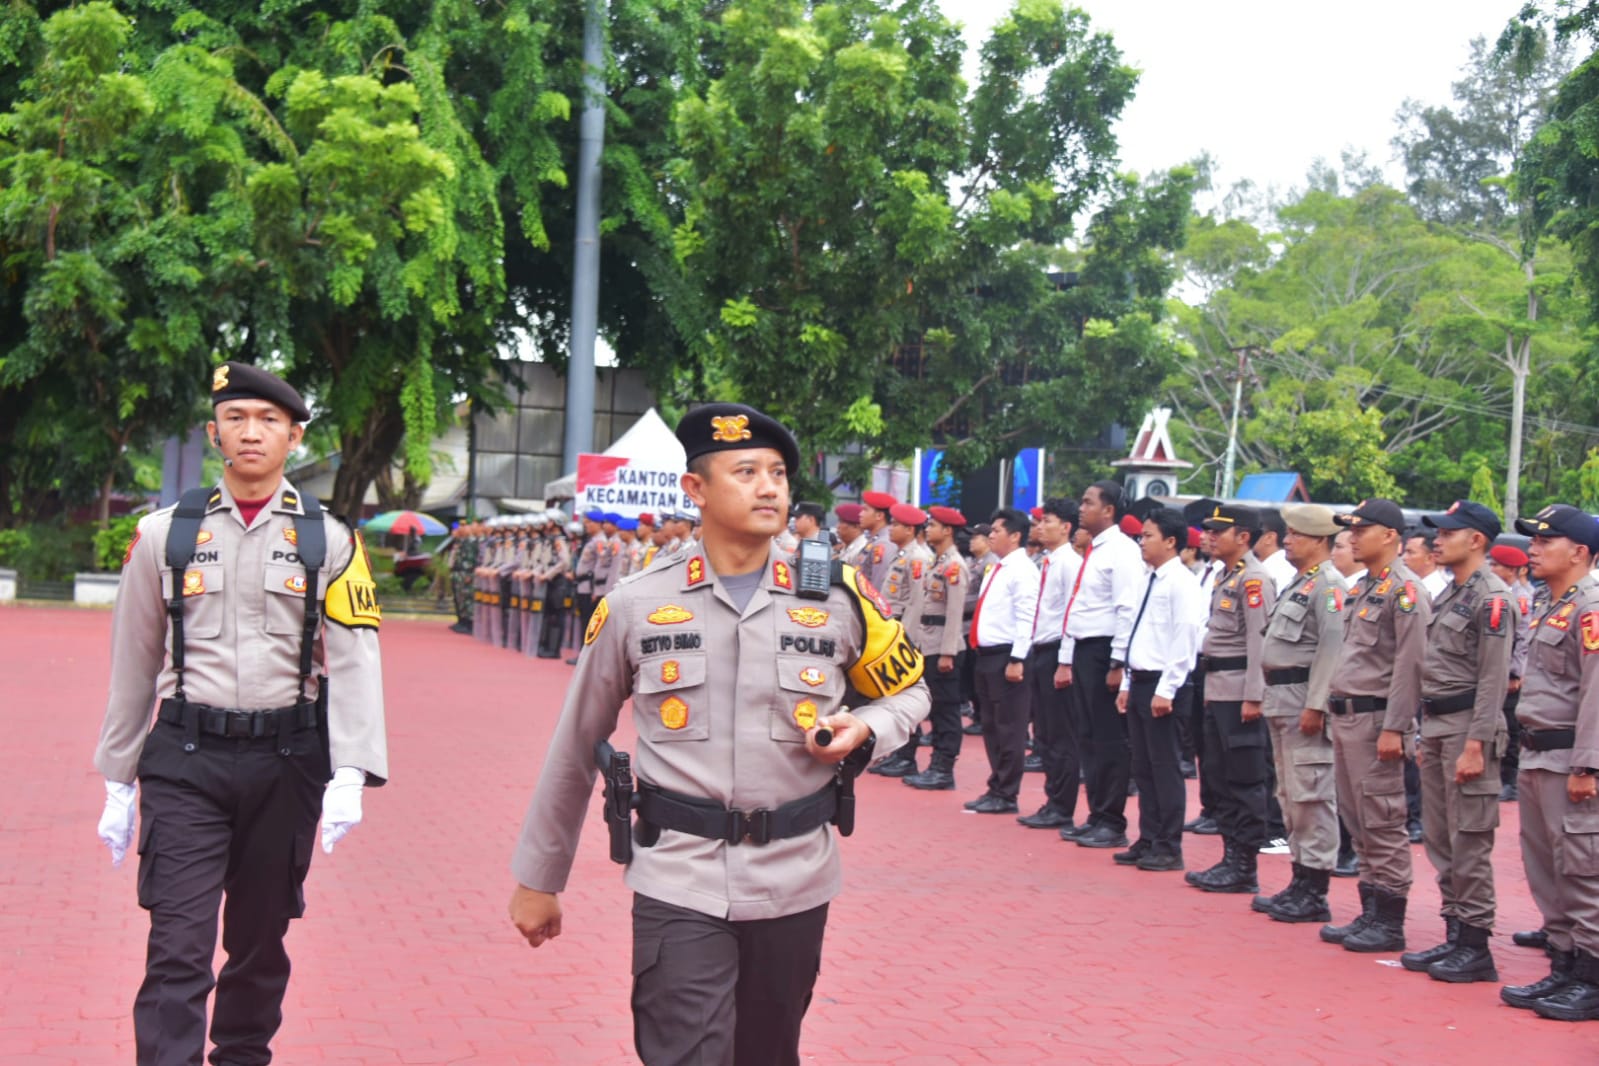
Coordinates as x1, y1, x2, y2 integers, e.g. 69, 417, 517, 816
1342, 887, 1407, 953
1199, 841, 1259, 894
1428, 922, 1498, 984
869, 753, 917, 778
1532, 949, 1599, 1021
1253, 862, 1306, 914
903, 755, 955, 791
1400, 915, 1459, 973
1321, 881, 1375, 944
1501, 948, 1576, 1010
1270, 865, 1332, 923
1185, 839, 1237, 888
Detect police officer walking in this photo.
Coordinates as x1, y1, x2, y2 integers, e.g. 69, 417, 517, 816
508, 403, 929, 1065
1498, 505, 1599, 1020
1187, 505, 1276, 895
94, 362, 388, 1066
1321, 499, 1432, 953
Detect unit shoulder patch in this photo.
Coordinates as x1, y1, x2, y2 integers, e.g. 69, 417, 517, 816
584, 597, 610, 644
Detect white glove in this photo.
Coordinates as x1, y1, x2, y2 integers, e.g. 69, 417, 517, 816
97, 780, 137, 867
320, 766, 365, 854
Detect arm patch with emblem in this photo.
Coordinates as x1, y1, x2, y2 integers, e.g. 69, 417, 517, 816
838, 564, 924, 698
325, 530, 382, 630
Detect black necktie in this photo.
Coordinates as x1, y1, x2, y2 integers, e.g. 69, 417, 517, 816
1126, 571, 1157, 663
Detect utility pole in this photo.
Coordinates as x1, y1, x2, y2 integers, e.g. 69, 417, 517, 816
1220, 346, 1258, 499
561, 0, 606, 475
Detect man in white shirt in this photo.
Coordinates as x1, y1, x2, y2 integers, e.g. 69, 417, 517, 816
1332, 528, 1365, 588
964, 508, 1041, 815
1018, 498, 1084, 831
1060, 481, 1145, 849
1115, 508, 1205, 871
1257, 508, 1299, 594
1405, 528, 1451, 601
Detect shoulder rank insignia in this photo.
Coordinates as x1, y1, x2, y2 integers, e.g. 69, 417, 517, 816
773, 560, 793, 590
647, 604, 694, 625
686, 556, 706, 586
584, 597, 610, 644
1583, 611, 1599, 653
789, 607, 830, 628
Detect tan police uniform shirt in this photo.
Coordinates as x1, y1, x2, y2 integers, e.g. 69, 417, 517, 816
914, 546, 970, 659
1259, 562, 1345, 718
1517, 575, 1599, 773
1201, 554, 1275, 703
1510, 577, 1534, 681
574, 534, 600, 595
1333, 560, 1432, 734
838, 533, 869, 569
1420, 565, 1513, 742
511, 545, 930, 921
868, 528, 896, 590
881, 541, 927, 624
95, 479, 388, 785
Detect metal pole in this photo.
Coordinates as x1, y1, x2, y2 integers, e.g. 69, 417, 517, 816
1221, 347, 1249, 498
562, 0, 606, 473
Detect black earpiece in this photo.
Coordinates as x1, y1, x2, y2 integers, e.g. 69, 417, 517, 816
212, 433, 222, 447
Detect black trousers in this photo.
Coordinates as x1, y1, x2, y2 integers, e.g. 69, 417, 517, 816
974, 651, 1030, 801
134, 717, 327, 1066
1201, 699, 1269, 849
1501, 688, 1522, 784
631, 894, 827, 1066
1127, 678, 1186, 855
1028, 641, 1081, 819
923, 653, 966, 762
1073, 637, 1129, 833
538, 603, 569, 656
1189, 663, 1218, 817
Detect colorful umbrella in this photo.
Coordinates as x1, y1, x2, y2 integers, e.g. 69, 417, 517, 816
362, 510, 448, 537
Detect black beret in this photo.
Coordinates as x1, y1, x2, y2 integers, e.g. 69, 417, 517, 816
211, 362, 310, 422
677, 403, 801, 476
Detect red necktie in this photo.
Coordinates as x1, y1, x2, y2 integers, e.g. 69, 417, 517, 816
969, 564, 999, 649
1061, 543, 1092, 637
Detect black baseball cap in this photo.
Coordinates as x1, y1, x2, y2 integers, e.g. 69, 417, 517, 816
1200, 503, 1262, 533
677, 403, 801, 475
1334, 498, 1406, 531
791, 501, 825, 522
1424, 500, 1502, 540
1514, 504, 1599, 553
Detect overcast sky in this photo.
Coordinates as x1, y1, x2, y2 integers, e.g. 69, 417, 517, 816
939, 0, 1530, 202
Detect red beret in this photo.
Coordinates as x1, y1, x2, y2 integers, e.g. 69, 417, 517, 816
637, 513, 655, 526
861, 490, 899, 511
1029, 506, 1044, 520
1119, 514, 1145, 537
928, 505, 967, 528
1187, 527, 1202, 550
1490, 544, 1529, 568
890, 503, 928, 526
834, 503, 863, 524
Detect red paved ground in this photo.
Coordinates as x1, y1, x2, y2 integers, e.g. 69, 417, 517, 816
4, 604, 1599, 1063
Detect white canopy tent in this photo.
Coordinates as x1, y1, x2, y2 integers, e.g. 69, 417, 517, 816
542, 407, 685, 499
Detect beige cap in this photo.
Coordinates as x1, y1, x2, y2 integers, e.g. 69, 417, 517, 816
1282, 503, 1340, 537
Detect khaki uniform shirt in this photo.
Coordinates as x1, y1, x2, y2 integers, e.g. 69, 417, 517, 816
838, 534, 869, 569
1420, 566, 1513, 743
1510, 577, 1534, 680
95, 480, 388, 785
511, 545, 930, 920
595, 533, 625, 596
1517, 575, 1599, 773
914, 546, 970, 659
1201, 554, 1276, 703
1333, 559, 1432, 734
1259, 562, 1345, 718
881, 541, 928, 623
574, 535, 600, 595
867, 528, 896, 590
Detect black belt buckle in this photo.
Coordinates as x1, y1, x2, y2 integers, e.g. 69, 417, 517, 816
1327, 698, 1348, 716
224, 712, 255, 738
728, 808, 774, 846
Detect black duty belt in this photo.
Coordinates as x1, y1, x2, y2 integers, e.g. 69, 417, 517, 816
1327, 696, 1387, 716
974, 645, 1013, 658
1075, 635, 1112, 646
1030, 639, 1061, 656
158, 699, 317, 738
1522, 727, 1576, 752
1202, 655, 1248, 673
636, 782, 837, 846
1130, 669, 1163, 685
921, 614, 946, 626
1421, 691, 1477, 716
1264, 667, 1310, 687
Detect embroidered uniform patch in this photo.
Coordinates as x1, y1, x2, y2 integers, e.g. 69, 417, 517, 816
584, 598, 609, 644
799, 667, 825, 687
788, 607, 830, 628
647, 604, 694, 625
661, 660, 680, 683
660, 696, 689, 729
793, 699, 818, 730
